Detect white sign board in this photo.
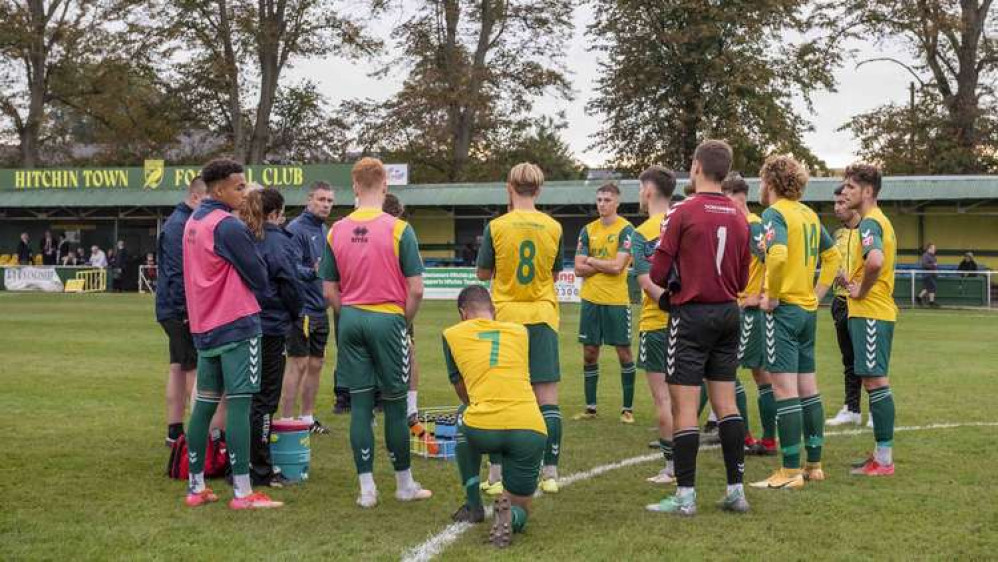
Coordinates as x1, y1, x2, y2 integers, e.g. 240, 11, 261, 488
4, 266, 65, 292
386, 164, 409, 186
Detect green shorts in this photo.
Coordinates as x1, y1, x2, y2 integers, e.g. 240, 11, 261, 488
763, 304, 817, 374
335, 306, 410, 398
578, 300, 633, 347
738, 307, 765, 369
849, 317, 895, 377
196, 336, 262, 397
463, 425, 546, 497
638, 329, 667, 373
526, 323, 560, 384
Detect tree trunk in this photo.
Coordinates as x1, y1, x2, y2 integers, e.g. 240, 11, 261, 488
21, 0, 49, 168
217, 0, 243, 158
247, 0, 285, 164
450, 0, 498, 181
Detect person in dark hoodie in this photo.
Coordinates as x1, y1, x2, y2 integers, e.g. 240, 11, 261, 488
181, 159, 281, 510
242, 186, 302, 488
157, 176, 207, 447
280, 181, 336, 432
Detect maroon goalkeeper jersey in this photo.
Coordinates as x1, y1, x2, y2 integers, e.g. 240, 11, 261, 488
650, 192, 750, 305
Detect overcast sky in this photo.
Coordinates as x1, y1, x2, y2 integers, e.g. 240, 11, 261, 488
288, 6, 917, 170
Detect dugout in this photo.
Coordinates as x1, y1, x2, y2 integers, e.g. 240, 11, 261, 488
1, 166, 996, 279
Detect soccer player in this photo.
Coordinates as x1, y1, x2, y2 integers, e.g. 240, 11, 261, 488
631, 166, 676, 483
647, 140, 751, 516
722, 174, 777, 455
573, 183, 637, 423
445, 285, 547, 548
476, 162, 564, 494
320, 157, 431, 507
750, 155, 841, 491
182, 159, 281, 509
157, 176, 206, 446
826, 184, 865, 427
242, 187, 302, 487
281, 182, 335, 433
841, 163, 898, 476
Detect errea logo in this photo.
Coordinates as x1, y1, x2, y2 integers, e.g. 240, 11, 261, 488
351, 226, 369, 243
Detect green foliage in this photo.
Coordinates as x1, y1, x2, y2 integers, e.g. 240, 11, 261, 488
587, 0, 837, 176
344, 0, 575, 182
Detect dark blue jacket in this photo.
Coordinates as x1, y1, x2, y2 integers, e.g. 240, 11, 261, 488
155, 202, 194, 322
188, 199, 268, 350
286, 211, 328, 316
254, 224, 303, 337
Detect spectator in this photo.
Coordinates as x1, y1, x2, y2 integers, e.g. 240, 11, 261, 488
916, 243, 939, 307
56, 235, 70, 263
111, 240, 129, 292
461, 241, 477, 266
89, 245, 108, 268
75, 247, 87, 265
61, 250, 79, 266
17, 233, 32, 265
40, 231, 56, 265
957, 252, 979, 278
145, 253, 158, 291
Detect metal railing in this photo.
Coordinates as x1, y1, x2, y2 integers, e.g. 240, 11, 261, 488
139, 265, 157, 294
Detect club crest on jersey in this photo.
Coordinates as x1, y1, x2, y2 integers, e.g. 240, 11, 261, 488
764, 222, 775, 244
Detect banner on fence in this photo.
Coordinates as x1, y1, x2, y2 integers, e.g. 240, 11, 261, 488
3, 266, 65, 292
423, 267, 582, 303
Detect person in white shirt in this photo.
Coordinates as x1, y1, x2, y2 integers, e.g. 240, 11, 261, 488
89, 245, 108, 268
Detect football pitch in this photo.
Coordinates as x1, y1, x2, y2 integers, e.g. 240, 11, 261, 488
2, 293, 996, 561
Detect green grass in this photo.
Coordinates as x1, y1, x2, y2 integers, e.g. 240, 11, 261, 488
1, 293, 996, 561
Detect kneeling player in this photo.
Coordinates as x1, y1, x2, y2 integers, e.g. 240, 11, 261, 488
445, 285, 547, 548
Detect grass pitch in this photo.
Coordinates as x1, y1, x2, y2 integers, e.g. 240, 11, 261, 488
1, 293, 996, 561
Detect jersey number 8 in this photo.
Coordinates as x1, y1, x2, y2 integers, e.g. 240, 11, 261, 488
516, 240, 536, 284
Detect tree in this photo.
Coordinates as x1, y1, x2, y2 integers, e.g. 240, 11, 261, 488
587, 0, 839, 175
268, 80, 348, 162
346, 0, 574, 182
0, 0, 122, 167
824, 0, 997, 173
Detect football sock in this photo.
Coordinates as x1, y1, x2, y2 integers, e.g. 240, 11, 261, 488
349, 389, 376, 474
659, 438, 673, 462
673, 428, 699, 488
232, 473, 252, 498
188, 471, 206, 494
395, 468, 415, 490
359, 472, 376, 495
225, 394, 252, 485
583, 364, 599, 409
455, 428, 483, 508
541, 405, 562, 467
718, 414, 746, 485
727, 483, 744, 496
187, 393, 220, 476
869, 386, 895, 463
775, 397, 803, 469
511, 505, 528, 533
620, 361, 636, 411
168, 422, 184, 441
757, 383, 777, 440
383, 396, 411, 471
407, 391, 418, 418
734, 379, 750, 431
801, 394, 825, 463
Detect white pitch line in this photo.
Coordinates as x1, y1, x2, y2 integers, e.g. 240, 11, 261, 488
400, 421, 998, 562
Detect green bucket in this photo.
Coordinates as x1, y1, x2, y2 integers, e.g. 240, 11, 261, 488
270, 419, 311, 482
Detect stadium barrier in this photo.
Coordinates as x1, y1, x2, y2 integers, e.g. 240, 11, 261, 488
0, 265, 108, 292
74, 268, 107, 293
138, 265, 156, 294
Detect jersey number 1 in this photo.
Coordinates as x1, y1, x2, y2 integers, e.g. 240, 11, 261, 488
477, 331, 501, 366
715, 226, 728, 274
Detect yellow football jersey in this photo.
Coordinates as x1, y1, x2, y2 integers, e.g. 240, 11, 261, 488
578, 216, 635, 305
762, 199, 841, 311
442, 318, 547, 434
739, 212, 766, 302
832, 225, 856, 298
848, 207, 898, 322
477, 210, 563, 330
631, 213, 668, 331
